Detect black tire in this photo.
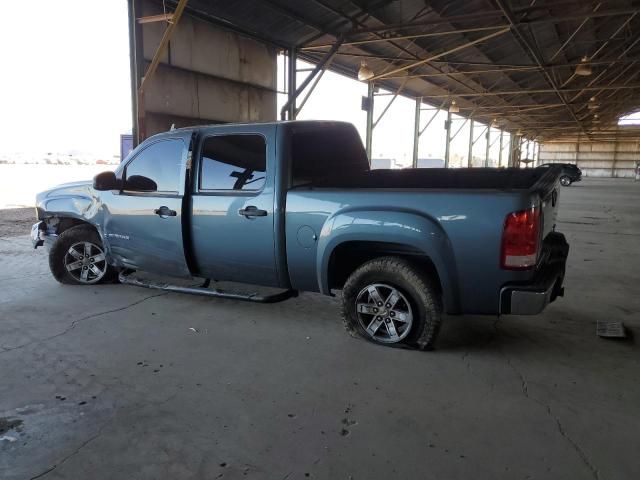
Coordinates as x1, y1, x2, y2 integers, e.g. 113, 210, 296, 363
560, 175, 572, 186
49, 225, 117, 285
341, 256, 442, 350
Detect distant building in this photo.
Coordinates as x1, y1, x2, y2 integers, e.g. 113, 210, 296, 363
416, 158, 445, 168
371, 158, 402, 169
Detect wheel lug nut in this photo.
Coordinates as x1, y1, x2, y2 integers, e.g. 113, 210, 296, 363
386, 303, 391, 308
377, 302, 382, 307
385, 318, 390, 323
373, 308, 378, 313
90, 258, 94, 262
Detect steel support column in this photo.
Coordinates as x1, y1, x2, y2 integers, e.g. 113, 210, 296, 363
287, 47, 297, 120
498, 130, 504, 167
365, 82, 374, 161
412, 97, 421, 168
485, 127, 491, 167
280, 38, 343, 120
444, 110, 452, 168
127, 0, 144, 147
467, 119, 474, 167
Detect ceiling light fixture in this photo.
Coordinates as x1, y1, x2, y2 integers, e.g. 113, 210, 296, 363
448, 100, 459, 113
587, 96, 599, 110
575, 56, 592, 76
357, 61, 374, 81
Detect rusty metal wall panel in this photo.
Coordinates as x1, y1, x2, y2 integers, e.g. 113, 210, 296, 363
133, 0, 277, 140
540, 137, 640, 178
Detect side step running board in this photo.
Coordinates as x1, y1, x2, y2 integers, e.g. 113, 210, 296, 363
119, 272, 298, 303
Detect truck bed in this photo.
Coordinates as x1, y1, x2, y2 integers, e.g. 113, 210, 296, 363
303, 167, 551, 190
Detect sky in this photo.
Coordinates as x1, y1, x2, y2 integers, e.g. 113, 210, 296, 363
0, 0, 524, 167
0, 1, 132, 158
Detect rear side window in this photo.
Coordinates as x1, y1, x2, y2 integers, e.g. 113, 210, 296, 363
124, 139, 184, 193
200, 135, 266, 191
290, 125, 369, 187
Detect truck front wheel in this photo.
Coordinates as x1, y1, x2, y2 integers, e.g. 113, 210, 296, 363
49, 225, 117, 285
341, 256, 442, 350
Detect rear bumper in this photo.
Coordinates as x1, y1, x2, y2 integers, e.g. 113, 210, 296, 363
500, 232, 569, 315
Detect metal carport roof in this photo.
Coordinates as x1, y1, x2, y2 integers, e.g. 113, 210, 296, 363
153, 0, 640, 141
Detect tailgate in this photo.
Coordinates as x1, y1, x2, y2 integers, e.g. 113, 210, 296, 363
533, 169, 561, 239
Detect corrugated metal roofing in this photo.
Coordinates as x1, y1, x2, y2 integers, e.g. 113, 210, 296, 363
170, 0, 640, 140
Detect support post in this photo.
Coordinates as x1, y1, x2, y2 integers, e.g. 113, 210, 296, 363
287, 47, 297, 120
127, 0, 144, 147
485, 126, 491, 167
467, 119, 474, 167
412, 97, 421, 168
365, 82, 374, 161
444, 110, 452, 168
498, 130, 504, 167
280, 38, 343, 120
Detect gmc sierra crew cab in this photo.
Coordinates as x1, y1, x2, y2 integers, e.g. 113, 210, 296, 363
32, 121, 569, 350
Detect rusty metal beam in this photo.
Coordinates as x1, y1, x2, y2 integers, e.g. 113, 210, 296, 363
138, 0, 189, 93
369, 27, 511, 81
137, 13, 174, 24
302, 25, 510, 50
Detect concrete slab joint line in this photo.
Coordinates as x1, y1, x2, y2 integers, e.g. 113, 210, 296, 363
495, 321, 601, 480
0, 292, 169, 354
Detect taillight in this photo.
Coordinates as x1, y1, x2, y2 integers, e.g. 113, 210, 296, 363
501, 207, 541, 270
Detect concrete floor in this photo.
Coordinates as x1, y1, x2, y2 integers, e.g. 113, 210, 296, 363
1, 178, 639, 480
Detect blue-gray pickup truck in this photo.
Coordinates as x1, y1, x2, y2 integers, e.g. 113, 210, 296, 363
32, 121, 569, 349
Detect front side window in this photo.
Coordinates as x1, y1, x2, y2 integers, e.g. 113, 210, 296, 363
200, 135, 266, 191
124, 139, 184, 194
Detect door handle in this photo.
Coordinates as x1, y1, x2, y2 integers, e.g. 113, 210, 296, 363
238, 206, 267, 218
154, 206, 177, 218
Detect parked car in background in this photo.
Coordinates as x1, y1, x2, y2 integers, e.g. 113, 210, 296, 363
32, 121, 569, 350
537, 163, 582, 186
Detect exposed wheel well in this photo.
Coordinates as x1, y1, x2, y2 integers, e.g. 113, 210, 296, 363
327, 241, 442, 294
46, 216, 97, 236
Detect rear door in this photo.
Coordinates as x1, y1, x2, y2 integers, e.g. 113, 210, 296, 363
189, 125, 280, 286
103, 132, 192, 277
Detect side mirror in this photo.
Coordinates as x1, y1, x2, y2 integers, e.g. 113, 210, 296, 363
125, 175, 157, 192
93, 171, 119, 191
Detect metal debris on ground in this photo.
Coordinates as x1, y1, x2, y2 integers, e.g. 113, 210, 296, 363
597, 320, 626, 338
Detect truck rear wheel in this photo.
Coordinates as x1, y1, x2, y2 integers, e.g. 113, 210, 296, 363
341, 256, 442, 350
49, 225, 117, 285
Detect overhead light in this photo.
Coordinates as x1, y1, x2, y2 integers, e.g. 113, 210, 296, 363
575, 56, 592, 76
448, 100, 459, 113
587, 96, 599, 110
358, 61, 374, 81
592, 113, 600, 123
491, 118, 498, 127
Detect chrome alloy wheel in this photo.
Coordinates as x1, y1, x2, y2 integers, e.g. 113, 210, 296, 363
560, 176, 571, 186
355, 283, 414, 343
64, 241, 107, 284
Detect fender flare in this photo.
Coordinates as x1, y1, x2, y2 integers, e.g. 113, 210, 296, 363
316, 207, 460, 313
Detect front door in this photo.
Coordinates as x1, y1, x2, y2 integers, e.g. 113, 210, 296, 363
190, 128, 280, 287
103, 133, 191, 277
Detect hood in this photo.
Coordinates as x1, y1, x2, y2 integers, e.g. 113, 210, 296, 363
35, 181, 98, 221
